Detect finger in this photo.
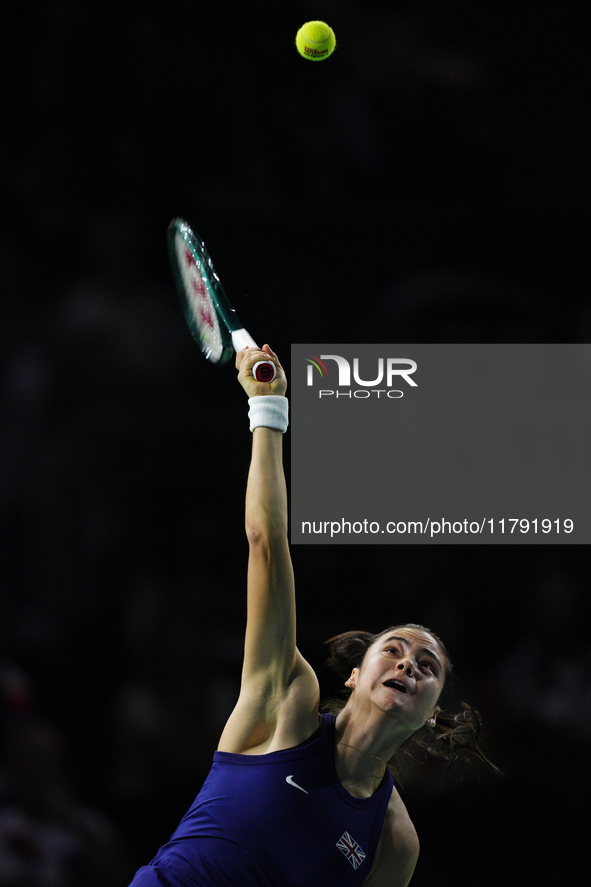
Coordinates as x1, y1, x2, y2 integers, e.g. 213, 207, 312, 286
237, 351, 269, 378
236, 345, 260, 365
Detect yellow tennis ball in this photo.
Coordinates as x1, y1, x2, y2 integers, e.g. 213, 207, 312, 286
295, 21, 336, 61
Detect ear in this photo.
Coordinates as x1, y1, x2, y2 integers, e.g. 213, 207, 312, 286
426, 706, 441, 727
345, 668, 359, 689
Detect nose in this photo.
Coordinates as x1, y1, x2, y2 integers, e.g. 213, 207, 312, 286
396, 658, 413, 676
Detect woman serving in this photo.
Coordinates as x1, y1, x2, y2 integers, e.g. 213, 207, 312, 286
130, 345, 494, 887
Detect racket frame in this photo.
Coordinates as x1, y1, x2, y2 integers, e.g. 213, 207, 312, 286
167, 218, 275, 382
168, 218, 256, 364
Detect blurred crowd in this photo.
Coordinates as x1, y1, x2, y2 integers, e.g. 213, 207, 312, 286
1, 1, 589, 884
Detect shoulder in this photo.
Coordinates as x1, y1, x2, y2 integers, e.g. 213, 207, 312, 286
218, 649, 320, 754
363, 787, 420, 887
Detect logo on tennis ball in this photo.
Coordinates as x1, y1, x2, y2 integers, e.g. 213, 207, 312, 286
296, 21, 336, 61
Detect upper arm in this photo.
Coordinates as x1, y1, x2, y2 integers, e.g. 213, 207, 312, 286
241, 526, 297, 688
219, 647, 320, 753
363, 795, 420, 887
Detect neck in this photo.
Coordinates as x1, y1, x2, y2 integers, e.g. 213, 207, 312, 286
334, 703, 412, 791
334, 710, 402, 797
337, 699, 412, 753
336, 740, 388, 790
337, 740, 388, 768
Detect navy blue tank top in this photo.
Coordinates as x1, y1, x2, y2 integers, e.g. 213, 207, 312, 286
130, 713, 394, 886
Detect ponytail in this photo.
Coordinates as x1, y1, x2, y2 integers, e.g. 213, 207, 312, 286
411, 703, 502, 775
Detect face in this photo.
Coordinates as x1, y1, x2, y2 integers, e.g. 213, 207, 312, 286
348, 626, 446, 732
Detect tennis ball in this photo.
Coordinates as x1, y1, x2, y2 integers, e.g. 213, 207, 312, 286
296, 21, 336, 61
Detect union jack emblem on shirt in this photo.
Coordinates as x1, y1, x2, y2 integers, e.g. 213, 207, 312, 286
336, 831, 366, 870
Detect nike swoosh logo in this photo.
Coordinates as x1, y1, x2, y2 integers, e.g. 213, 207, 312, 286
286, 775, 308, 794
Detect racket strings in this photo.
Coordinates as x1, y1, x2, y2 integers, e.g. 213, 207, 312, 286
175, 234, 226, 362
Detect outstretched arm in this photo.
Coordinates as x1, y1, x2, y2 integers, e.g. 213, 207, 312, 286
218, 346, 319, 754
241, 346, 295, 688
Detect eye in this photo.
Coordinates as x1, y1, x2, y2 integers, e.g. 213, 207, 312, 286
421, 660, 436, 674
384, 646, 400, 656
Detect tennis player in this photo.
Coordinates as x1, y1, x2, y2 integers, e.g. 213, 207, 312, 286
129, 345, 493, 887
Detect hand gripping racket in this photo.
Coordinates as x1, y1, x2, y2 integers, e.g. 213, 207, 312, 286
167, 218, 276, 383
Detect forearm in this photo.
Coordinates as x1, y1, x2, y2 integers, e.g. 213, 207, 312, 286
245, 427, 288, 544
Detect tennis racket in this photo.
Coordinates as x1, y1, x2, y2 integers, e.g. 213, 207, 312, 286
167, 218, 276, 383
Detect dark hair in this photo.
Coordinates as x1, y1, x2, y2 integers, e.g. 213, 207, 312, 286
322, 626, 501, 777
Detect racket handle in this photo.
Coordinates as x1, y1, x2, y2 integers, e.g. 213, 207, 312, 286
232, 328, 276, 383
232, 329, 258, 351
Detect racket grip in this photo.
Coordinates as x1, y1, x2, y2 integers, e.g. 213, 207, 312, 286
232, 328, 276, 383
232, 329, 258, 351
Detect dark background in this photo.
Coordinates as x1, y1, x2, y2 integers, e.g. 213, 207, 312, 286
1, 1, 589, 884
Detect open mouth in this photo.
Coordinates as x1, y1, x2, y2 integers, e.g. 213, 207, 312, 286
383, 679, 408, 694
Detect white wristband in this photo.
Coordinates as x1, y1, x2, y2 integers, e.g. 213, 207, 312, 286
248, 396, 289, 433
